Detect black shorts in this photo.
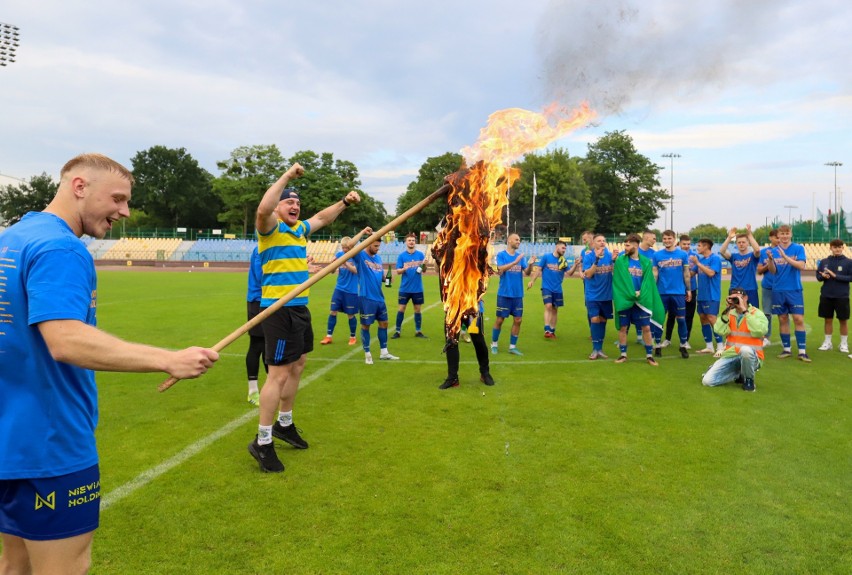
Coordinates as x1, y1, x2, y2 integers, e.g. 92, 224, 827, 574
261, 305, 313, 365
818, 296, 850, 321
247, 300, 264, 338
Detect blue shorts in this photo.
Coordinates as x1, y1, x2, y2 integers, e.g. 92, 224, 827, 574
618, 304, 650, 328
0, 464, 100, 541
586, 300, 613, 320
496, 296, 524, 318
696, 300, 720, 316
542, 289, 564, 308
772, 290, 805, 316
397, 292, 425, 306
330, 289, 359, 315
660, 294, 686, 318
359, 298, 388, 325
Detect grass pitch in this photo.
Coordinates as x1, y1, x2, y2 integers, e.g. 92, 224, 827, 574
19, 271, 852, 573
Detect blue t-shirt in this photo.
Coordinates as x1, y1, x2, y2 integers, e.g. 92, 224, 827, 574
728, 250, 760, 291
759, 246, 775, 289
247, 246, 262, 302
536, 252, 568, 293
334, 250, 359, 294
695, 253, 722, 303
396, 249, 426, 294
0, 212, 99, 479
685, 248, 698, 291
638, 246, 656, 261
628, 257, 644, 291
582, 250, 614, 302
354, 250, 386, 303
769, 242, 805, 292
653, 248, 690, 295
495, 250, 528, 298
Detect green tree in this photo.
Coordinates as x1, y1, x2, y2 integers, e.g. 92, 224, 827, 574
582, 130, 668, 235
0, 173, 57, 226
688, 223, 728, 242
214, 145, 287, 236
130, 146, 220, 229
395, 152, 464, 233
507, 149, 597, 241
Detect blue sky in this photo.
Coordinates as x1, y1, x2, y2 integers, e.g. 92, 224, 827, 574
1, 0, 849, 233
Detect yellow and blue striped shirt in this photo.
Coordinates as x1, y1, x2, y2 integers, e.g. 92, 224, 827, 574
258, 219, 312, 307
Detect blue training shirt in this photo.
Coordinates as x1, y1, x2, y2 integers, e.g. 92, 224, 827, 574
335, 250, 359, 294
0, 212, 100, 479
728, 251, 760, 291
396, 249, 426, 293
759, 247, 775, 289
354, 250, 385, 303
769, 242, 805, 292
495, 250, 528, 298
653, 248, 690, 295
695, 253, 722, 303
247, 246, 262, 302
582, 249, 614, 302
536, 252, 568, 293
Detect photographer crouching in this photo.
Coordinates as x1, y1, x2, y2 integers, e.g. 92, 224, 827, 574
701, 287, 769, 392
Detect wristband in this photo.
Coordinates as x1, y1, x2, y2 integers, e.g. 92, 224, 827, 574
341, 197, 351, 207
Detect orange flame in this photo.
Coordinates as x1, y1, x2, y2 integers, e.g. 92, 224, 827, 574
433, 102, 596, 343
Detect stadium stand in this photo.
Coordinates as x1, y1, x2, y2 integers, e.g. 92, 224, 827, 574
181, 238, 256, 262
101, 238, 182, 261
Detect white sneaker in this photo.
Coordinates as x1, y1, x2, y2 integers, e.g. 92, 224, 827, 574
660, 339, 671, 348
840, 343, 849, 353
683, 342, 691, 350
762, 337, 771, 347
818, 342, 833, 351
379, 352, 399, 360
365, 352, 373, 365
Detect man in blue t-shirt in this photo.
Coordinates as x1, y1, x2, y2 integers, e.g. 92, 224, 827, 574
321, 229, 370, 347
690, 239, 725, 355
0, 154, 218, 574
719, 225, 761, 305
354, 237, 400, 364
527, 241, 569, 338
664, 235, 697, 348
757, 229, 779, 345
766, 224, 810, 362
491, 233, 535, 355
583, 234, 617, 359
652, 230, 692, 358
245, 246, 265, 405
393, 233, 427, 338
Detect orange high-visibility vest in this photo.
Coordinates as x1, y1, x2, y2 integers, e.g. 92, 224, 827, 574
725, 311, 764, 360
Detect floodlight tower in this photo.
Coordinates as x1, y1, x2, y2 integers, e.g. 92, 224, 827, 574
825, 161, 843, 238
0, 22, 20, 68
661, 153, 681, 231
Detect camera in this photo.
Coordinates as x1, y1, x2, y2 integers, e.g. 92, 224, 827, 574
726, 295, 741, 306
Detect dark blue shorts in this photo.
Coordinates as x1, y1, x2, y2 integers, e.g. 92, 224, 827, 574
618, 304, 650, 328
586, 300, 613, 320
660, 294, 686, 318
0, 464, 100, 541
771, 290, 805, 316
359, 298, 389, 325
541, 289, 564, 308
496, 296, 524, 318
330, 289, 359, 315
697, 300, 720, 316
397, 292, 424, 306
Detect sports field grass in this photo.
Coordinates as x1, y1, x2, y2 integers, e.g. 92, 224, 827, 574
15, 271, 852, 574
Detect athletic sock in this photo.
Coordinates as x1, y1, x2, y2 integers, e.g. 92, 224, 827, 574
510, 334, 519, 347
794, 330, 806, 352
258, 425, 273, 445
362, 329, 371, 352
701, 324, 714, 346
395, 311, 404, 333
619, 344, 628, 354
348, 316, 358, 337
780, 333, 791, 350
378, 327, 388, 348
414, 312, 422, 331
492, 328, 501, 345
823, 335, 832, 345
644, 344, 654, 355
248, 378, 259, 395
545, 324, 552, 334
326, 315, 337, 336
277, 410, 293, 427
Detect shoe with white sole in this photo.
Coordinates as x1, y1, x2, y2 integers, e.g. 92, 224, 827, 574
380, 352, 399, 360
660, 339, 671, 348
818, 342, 833, 351
365, 352, 373, 365
840, 343, 849, 353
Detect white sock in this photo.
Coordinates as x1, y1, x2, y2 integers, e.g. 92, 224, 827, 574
248, 378, 259, 394
278, 410, 293, 427
824, 335, 832, 344
258, 425, 273, 445
841, 335, 848, 345
380, 348, 389, 355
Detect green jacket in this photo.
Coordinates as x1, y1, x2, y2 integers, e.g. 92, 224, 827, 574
612, 254, 666, 330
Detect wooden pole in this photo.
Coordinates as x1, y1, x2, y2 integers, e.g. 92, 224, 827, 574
159, 184, 451, 392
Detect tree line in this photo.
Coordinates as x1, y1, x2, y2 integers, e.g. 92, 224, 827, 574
2, 131, 683, 240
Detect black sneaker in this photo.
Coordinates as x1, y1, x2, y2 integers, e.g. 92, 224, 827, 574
742, 378, 755, 392
679, 346, 689, 359
735, 374, 745, 384
272, 422, 309, 449
248, 436, 284, 473
391, 331, 401, 339
439, 377, 459, 390
415, 332, 427, 338
480, 373, 495, 386
654, 346, 662, 357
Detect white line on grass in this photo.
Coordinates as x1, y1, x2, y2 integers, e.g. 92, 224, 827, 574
101, 300, 443, 511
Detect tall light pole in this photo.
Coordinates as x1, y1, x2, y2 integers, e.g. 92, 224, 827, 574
0, 22, 20, 68
661, 153, 681, 230
825, 161, 843, 238
783, 205, 797, 225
